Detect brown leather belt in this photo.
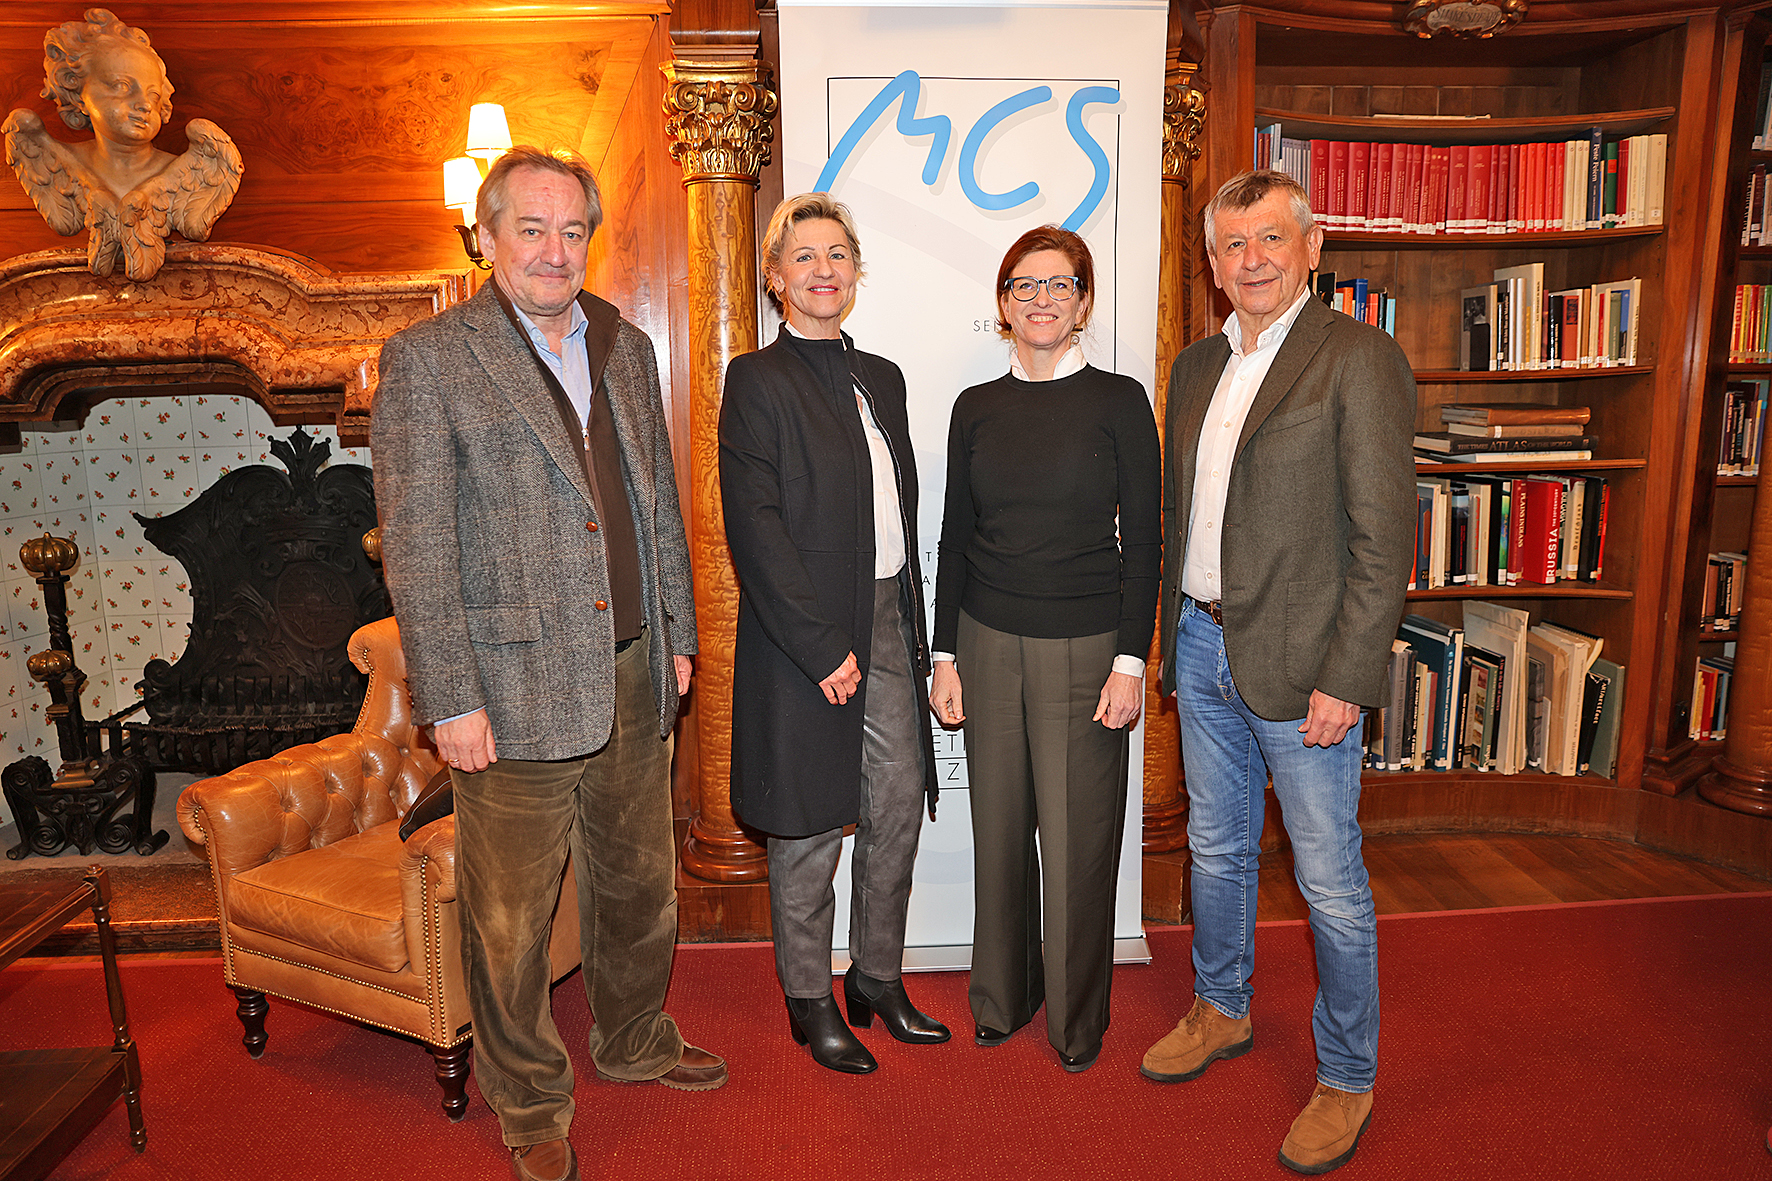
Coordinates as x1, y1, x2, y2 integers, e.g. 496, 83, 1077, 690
1185, 595, 1224, 626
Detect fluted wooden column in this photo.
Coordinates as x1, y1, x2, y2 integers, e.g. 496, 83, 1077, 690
664, 57, 777, 880
1698, 474, 1772, 815
1142, 69, 1205, 854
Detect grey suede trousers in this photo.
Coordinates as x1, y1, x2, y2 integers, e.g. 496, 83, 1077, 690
452, 630, 684, 1148
768, 577, 927, 997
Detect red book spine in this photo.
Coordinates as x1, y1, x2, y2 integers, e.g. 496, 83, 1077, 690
1467, 146, 1490, 234
1497, 143, 1514, 233
1428, 146, 1451, 233
1527, 142, 1543, 231
1592, 482, 1610, 580
1310, 139, 1331, 221
1509, 479, 1527, 584
1616, 136, 1631, 225
1349, 141, 1371, 230
1406, 143, 1427, 232
1562, 292, 1580, 366
1391, 141, 1409, 231
1549, 141, 1566, 230
1330, 140, 1350, 230
1372, 142, 1391, 231
1447, 145, 1468, 231
1518, 478, 1565, 585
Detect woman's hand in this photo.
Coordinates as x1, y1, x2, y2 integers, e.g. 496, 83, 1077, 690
1092, 670, 1144, 730
929, 660, 965, 726
819, 651, 862, 705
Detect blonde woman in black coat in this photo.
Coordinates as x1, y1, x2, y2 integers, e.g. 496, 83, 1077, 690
719, 192, 945, 1075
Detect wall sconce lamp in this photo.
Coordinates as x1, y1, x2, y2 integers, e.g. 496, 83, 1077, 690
444, 102, 513, 270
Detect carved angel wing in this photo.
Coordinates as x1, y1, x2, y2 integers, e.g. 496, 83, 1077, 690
2, 109, 87, 237
118, 120, 243, 282
164, 119, 242, 243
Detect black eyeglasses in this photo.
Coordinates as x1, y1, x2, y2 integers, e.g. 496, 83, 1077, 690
1005, 276, 1080, 301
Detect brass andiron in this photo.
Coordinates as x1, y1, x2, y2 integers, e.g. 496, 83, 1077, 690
2, 532, 167, 858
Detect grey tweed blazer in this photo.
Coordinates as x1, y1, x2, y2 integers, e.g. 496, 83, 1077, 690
1159, 294, 1416, 720
370, 281, 697, 759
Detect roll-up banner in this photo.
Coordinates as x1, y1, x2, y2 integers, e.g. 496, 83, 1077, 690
776, 0, 1168, 967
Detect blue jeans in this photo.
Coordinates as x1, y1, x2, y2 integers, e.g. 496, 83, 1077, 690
1174, 597, 1378, 1092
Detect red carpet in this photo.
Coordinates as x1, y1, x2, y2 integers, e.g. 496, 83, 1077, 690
5, 893, 1772, 1180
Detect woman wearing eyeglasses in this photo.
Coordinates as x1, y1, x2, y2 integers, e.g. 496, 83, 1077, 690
928, 225, 1160, 1073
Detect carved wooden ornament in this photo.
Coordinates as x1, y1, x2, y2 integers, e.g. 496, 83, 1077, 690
1404, 1, 1528, 39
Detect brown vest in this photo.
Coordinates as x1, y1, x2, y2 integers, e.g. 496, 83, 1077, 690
492, 282, 645, 644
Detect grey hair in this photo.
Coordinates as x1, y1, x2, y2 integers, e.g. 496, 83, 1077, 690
476, 145, 603, 238
1203, 169, 1316, 250
760, 193, 866, 315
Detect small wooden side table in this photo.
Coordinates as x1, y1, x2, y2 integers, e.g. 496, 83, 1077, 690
0, 867, 146, 1179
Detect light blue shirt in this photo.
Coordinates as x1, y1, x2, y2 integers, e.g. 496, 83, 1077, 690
512, 299, 594, 434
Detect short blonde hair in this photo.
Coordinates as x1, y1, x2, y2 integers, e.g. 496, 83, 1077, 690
760, 193, 865, 315
1203, 169, 1316, 250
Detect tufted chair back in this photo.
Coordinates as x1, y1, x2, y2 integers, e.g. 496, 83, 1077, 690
178, 614, 582, 1121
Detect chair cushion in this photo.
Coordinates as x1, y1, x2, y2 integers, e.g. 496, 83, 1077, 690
227, 821, 411, 975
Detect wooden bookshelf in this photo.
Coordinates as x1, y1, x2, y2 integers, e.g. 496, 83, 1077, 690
1644, 12, 1771, 798
1202, 2, 1718, 805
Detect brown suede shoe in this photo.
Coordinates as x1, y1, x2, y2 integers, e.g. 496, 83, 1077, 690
1139, 996, 1254, 1083
1278, 1084, 1374, 1175
595, 1044, 728, 1091
510, 1139, 577, 1181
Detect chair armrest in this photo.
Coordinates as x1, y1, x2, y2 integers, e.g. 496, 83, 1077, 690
399, 814, 457, 902
179, 732, 408, 882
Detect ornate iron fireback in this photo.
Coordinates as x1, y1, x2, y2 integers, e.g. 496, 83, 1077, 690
131, 427, 388, 770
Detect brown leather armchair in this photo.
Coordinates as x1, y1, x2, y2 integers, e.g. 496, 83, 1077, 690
178, 616, 581, 1119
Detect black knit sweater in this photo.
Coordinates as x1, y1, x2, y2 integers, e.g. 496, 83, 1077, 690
933, 365, 1161, 658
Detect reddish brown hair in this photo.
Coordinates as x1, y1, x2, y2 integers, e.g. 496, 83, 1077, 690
994, 225, 1095, 339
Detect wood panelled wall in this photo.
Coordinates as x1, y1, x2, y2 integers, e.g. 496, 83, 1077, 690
0, 2, 666, 278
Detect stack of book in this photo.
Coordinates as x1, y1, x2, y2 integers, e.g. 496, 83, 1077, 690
1702, 552, 1748, 632
1729, 286, 1772, 363
1256, 126, 1667, 237
1366, 608, 1624, 778
1690, 654, 1735, 741
1741, 163, 1772, 246
1416, 402, 1595, 462
1311, 271, 1396, 335
1458, 264, 1640, 370
1718, 380, 1768, 475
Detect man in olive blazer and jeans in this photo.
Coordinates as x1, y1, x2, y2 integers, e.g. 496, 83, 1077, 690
1140, 170, 1415, 1176
372, 147, 718, 1181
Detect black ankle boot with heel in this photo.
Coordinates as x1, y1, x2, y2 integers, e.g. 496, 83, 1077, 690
786, 993, 878, 1073
843, 964, 951, 1044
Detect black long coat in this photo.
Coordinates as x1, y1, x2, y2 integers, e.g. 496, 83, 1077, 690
719, 327, 936, 837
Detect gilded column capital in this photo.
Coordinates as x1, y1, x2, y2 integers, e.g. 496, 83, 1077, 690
662, 59, 779, 185
1163, 82, 1205, 185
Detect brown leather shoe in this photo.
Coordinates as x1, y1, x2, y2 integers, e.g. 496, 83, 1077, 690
1278, 1084, 1374, 1175
510, 1139, 577, 1181
1140, 996, 1254, 1083
596, 1044, 728, 1091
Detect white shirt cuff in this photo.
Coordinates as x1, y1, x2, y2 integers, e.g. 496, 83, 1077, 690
932, 651, 956, 664
1112, 655, 1147, 678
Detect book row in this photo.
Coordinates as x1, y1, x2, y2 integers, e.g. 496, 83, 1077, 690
1728, 285, 1772, 364
1739, 163, 1772, 246
1256, 126, 1668, 237
1690, 654, 1734, 742
1311, 271, 1397, 335
1410, 473, 1609, 590
1701, 552, 1748, 633
1459, 264, 1641, 371
1718, 380, 1768, 476
1366, 608, 1623, 779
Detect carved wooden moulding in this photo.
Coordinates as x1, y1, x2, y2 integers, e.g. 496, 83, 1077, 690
0, 243, 467, 445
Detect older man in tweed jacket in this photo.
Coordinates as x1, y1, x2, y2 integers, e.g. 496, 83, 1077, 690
371, 147, 717, 1181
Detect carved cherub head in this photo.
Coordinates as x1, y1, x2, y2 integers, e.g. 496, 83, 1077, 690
42, 9, 174, 145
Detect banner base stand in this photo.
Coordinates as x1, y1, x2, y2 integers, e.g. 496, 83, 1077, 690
832, 936, 1152, 975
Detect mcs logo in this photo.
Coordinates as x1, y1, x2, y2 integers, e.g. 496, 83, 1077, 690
813, 70, 1121, 232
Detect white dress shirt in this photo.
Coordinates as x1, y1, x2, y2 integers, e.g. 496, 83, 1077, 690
1181, 286, 1315, 605
934, 341, 1144, 679
786, 322, 904, 579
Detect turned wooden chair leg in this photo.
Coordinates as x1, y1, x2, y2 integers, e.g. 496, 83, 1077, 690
430, 1038, 471, 1121
231, 986, 269, 1059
